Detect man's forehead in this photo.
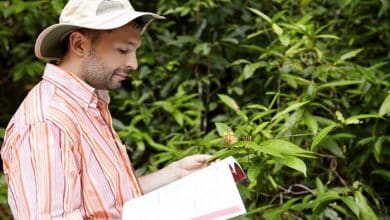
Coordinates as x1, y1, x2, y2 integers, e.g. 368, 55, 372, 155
101, 24, 142, 46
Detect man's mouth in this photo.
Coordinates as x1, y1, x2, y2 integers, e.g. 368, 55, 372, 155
114, 71, 128, 80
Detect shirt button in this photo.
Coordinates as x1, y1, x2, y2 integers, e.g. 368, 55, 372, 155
96, 117, 106, 126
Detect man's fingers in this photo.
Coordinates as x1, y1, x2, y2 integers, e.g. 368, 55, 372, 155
192, 154, 212, 164
199, 154, 212, 161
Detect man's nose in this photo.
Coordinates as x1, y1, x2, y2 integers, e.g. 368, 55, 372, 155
126, 54, 138, 70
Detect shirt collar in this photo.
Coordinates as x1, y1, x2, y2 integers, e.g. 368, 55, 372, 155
42, 64, 110, 109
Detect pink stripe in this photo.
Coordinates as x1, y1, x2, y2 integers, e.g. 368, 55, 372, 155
1, 64, 142, 218
191, 206, 243, 220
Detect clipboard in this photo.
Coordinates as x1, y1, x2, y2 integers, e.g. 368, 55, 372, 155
122, 156, 247, 220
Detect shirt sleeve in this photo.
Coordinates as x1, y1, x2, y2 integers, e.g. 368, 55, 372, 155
2, 120, 84, 219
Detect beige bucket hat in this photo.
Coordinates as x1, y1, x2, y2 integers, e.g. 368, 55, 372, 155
34, 0, 164, 61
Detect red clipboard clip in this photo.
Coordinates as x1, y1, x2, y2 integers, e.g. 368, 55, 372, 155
229, 162, 247, 183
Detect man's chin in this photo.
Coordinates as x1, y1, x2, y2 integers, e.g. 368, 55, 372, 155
107, 82, 123, 90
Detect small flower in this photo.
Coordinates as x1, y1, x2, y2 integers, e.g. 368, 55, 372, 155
224, 131, 237, 145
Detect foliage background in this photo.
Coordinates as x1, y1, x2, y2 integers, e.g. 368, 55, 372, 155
0, 0, 389, 219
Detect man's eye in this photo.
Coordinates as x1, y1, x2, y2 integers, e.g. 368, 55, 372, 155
118, 49, 129, 54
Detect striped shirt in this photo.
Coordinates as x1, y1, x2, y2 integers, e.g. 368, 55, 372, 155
1, 64, 143, 219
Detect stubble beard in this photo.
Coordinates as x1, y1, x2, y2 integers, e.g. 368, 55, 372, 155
80, 50, 122, 90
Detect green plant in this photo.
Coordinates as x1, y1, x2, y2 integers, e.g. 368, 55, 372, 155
0, 0, 389, 219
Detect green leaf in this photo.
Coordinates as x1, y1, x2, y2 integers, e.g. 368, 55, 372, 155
242, 62, 265, 80
274, 155, 307, 176
340, 48, 364, 61
278, 34, 290, 46
232, 141, 283, 158
221, 37, 239, 44
379, 93, 390, 116
237, 111, 249, 122
268, 175, 279, 189
312, 192, 340, 211
218, 94, 240, 112
318, 80, 363, 89
240, 44, 264, 52
354, 191, 378, 220
374, 136, 384, 163
315, 34, 340, 40
228, 59, 250, 67
324, 206, 343, 218
300, 0, 312, 8
341, 196, 360, 218
0, 127, 5, 138
215, 122, 233, 137
172, 110, 184, 126
247, 164, 262, 183
316, 177, 325, 193
371, 169, 390, 182
322, 137, 345, 158
209, 149, 238, 160
303, 111, 318, 134
285, 41, 303, 57
252, 109, 276, 121
252, 122, 270, 136
209, 149, 237, 160
51, 0, 64, 14
259, 139, 315, 158
357, 137, 376, 146
311, 123, 338, 150
247, 29, 269, 39
112, 118, 126, 130
263, 206, 284, 220
272, 101, 309, 122
272, 23, 283, 35
193, 43, 211, 55
247, 104, 269, 111
153, 100, 174, 112
148, 141, 175, 153
344, 114, 380, 125
313, 47, 323, 60
247, 8, 272, 23
335, 110, 345, 123
280, 73, 311, 86
277, 110, 303, 135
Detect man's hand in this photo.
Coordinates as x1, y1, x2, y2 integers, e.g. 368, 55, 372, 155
169, 154, 212, 179
138, 154, 211, 193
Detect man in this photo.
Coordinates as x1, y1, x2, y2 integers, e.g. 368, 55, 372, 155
1, 0, 210, 219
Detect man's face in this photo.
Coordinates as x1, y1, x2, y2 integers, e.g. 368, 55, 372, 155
80, 23, 141, 90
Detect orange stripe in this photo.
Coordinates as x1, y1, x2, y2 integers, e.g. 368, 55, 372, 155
45, 124, 52, 215
81, 156, 109, 219
81, 122, 120, 191
14, 145, 31, 218
2, 64, 141, 218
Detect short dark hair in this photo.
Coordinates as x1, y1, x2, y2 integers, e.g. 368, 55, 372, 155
57, 18, 145, 63
58, 28, 104, 62
133, 16, 148, 30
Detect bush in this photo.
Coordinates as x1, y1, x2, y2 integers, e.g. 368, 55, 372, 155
1, 0, 389, 219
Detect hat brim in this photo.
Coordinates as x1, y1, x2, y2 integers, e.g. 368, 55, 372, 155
35, 11, 164, 61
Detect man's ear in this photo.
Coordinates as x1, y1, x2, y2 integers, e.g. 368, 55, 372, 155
68, 31, 91, 58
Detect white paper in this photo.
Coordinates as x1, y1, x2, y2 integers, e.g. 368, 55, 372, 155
122, 156, 247, 220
